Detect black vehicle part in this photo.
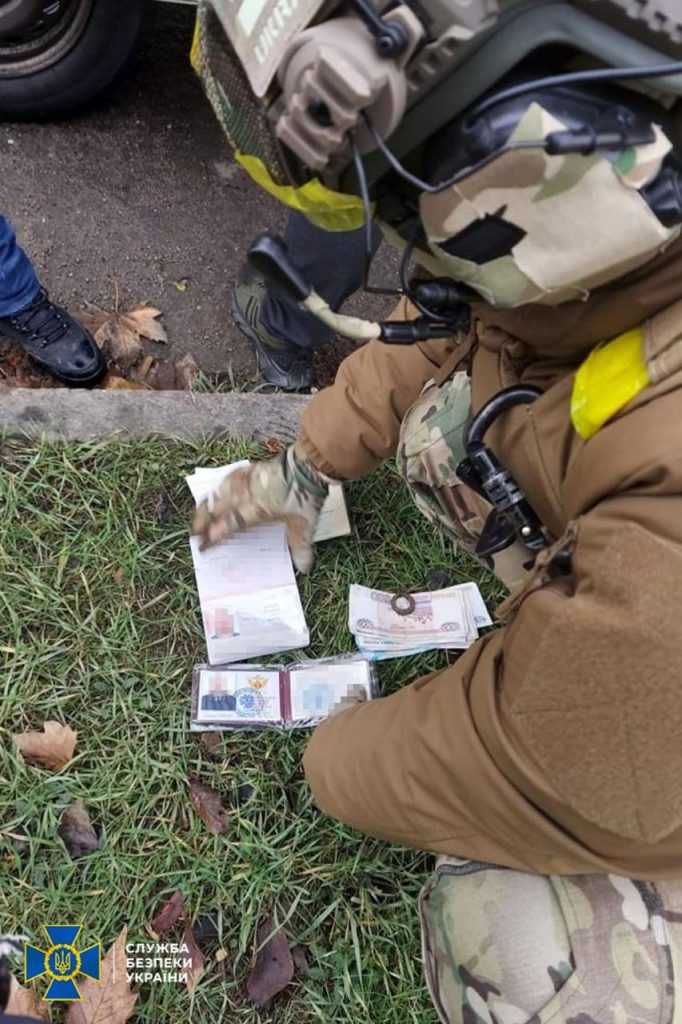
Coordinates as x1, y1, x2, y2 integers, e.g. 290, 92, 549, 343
0, 0, 147, 119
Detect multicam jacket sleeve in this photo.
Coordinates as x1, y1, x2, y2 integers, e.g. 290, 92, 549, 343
297, 299, 462, 478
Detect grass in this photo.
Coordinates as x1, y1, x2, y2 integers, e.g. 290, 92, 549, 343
0, 437, 502, 1023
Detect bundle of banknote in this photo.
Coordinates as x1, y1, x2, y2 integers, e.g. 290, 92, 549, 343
348, 582, 492, 659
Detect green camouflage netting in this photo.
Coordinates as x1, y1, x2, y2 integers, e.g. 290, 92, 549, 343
193, 1, 290, 185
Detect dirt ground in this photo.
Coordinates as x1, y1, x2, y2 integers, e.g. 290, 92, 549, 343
0, 2, 396, 388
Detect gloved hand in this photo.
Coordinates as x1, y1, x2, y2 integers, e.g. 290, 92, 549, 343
192, 444, 332, 572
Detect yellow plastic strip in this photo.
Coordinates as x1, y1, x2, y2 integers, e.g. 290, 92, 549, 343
571, 328, 650, 440
190, 15, 202, 73
236, 153, 368, 232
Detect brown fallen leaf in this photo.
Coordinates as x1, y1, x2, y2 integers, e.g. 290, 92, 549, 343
152, 889, 185, 934
58, 800, 102, 859
0, 346, 60, 389
103, 373, 145, 390
199, 731, 222, 757
188, 777, 228, 835
64, 926, 137, 1024
265, 437, 285, 454
86, 300, 167, 368
6, 975, 51, 1020
247, 914, 295, 1007
12, 720, 77, 771
183, 920, 205, 994
133, 354, 155, 383
147, 359, 178, 390
175, 352, 200, 390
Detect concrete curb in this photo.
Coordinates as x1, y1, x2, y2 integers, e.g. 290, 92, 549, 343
0, 388, 310, 443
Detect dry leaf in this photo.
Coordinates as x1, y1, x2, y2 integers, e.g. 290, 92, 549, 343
175, 352, 199, 390
147, 360, 178, 390
64, 926, 137, 1024
188, 777, 228, 835
89, 303, 167, 368
58, 800, 102, 859
103, 373, 145, 390
247, 914, 294, 1007
172, 278, 188, 292
13, 720, 77, 771
134, 354, 155, 382
265, 437, 285, 454
0, 346, 60, 389
152, 889, 185, 934
128, 306, 167, 343
199, 731, 222, 757
95, 317, 142, 368
6, 975, 51, 1020
183, 921, 204, 994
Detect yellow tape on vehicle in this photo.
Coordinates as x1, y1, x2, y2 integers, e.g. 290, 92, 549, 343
236, 153, 368, 232
571, 327, 650, 439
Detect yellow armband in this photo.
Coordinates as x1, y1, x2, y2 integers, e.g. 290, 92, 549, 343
571, 328, 650, 440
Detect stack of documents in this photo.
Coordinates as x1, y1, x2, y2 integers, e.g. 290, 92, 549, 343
187, 462, 310, 664
349, 582, 492, 659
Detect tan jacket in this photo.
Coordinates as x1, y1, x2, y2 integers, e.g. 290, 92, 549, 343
300, 238, 682, 877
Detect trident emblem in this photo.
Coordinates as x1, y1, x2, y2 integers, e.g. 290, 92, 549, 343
53, 949, 73, 975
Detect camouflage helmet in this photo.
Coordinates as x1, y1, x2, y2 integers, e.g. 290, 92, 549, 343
417, 79, 682, 306
196, 0, 682, 308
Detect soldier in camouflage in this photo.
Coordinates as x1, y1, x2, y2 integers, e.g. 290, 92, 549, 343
193, 1, 682, 1020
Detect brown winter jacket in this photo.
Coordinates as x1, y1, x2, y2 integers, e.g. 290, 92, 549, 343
300, 237, 682, 877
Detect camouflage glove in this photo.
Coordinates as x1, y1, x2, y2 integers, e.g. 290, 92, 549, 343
192, 444, 331, 572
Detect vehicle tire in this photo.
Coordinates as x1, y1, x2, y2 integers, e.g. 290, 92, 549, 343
0, 0, 149, 119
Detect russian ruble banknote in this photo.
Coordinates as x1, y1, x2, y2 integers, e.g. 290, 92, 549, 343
349, 582, 492, 658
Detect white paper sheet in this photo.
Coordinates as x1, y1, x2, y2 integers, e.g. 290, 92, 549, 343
187, 462, 309, 663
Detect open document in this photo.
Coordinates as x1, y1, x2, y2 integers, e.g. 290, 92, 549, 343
190, 656, 378, 730
187, 462, 351, 664
187, 462, 310, 663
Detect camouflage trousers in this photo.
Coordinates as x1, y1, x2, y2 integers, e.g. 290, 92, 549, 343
397, 370, 529, 590
420, 857, 682, 1024
398, 373, 682, 1023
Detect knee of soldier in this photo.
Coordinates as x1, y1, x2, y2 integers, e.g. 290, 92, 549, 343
421, 865, 676, 1024
303, 705, 366, 821
302, 713, 344, 814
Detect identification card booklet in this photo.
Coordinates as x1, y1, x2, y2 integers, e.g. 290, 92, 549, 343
187, 461, 350, 665
191, 656, 377, 730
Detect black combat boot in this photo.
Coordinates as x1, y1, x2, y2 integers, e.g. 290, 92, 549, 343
0, 289, 105, 386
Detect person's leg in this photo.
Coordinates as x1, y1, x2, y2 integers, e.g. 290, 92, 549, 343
0, 214, 40, 316
232, 212, 382, 389
0, 214, 105, 386
303, 649, 553, 869
420, 862, 682, 1024
260, 212, 381, 348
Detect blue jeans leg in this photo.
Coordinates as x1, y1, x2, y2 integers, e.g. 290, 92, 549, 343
0, 215, 41, 317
